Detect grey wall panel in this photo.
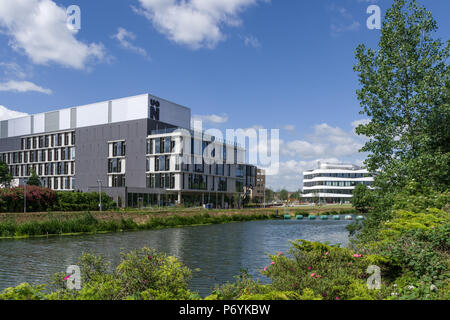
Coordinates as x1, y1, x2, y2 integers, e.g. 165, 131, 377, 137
30, 116, 34, 134
0, 136, 22, 152
0, 121, 7, 139
45, 111, 60, 132
70, 108, 77, 129
74, 119, 149, 191
108, 101, 112, 123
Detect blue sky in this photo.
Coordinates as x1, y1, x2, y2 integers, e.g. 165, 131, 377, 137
0, 0, 449, 190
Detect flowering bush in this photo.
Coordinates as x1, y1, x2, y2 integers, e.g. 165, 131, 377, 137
0, 186, 56, 212
260, 240, 387, 300
0, 186, 115, 213
43, 248, 197, 300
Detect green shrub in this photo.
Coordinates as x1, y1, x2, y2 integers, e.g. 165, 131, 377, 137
0, 283, 47, 300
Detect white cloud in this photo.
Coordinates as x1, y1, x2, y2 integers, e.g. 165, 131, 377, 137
266, 158, 340, 191
351, 118, 371, 128
0, 0, 106, 69
0, 80, 52, 94
134, 0, 266, 49
112, 27, 149, 57
282, 124, 295, 133
280, 122, 365, 159
242, 35, 261, 48
192, 113, 229, 124
328, 4, 361, 35
0, 105, 28, 120
0, 62, 28, 79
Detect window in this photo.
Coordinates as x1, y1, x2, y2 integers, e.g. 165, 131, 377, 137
111, 175, 126, 187
146, 139, 153, 154
108, 159, 122, 173
164, 137, 171, 153
165, 156, 170, 171
112, 141, 126, 157
155, 157, 160, 172
236, 180, 244, 193
236, 165, 244, 178
155, 139, 160, 154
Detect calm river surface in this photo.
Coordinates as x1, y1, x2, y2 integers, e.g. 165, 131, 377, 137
0, 219, 352, 296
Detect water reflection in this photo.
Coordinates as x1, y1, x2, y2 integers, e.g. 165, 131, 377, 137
0, 219, 351, 296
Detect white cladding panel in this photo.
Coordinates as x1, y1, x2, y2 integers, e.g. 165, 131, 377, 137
76, 102, 109, 127
59, 108, 71, 130
33, 113, 45, 134
8, 117, 31, 137
111, 95, 148, 123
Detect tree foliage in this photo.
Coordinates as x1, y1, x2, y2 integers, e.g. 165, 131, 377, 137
0, 161, 12, 187
354, 0, 449, 194
352, 184, 375, 213
27, 169, 41, 187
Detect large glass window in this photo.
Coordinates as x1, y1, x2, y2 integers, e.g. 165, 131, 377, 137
164, 137, 171, 153
112, 141, 126, 157
146, 139, 153, 154
155, 139, 161, 154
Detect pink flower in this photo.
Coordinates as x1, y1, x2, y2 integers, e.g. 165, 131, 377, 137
325, 252, 329, 256
310, 273, 316, 277
271, 261, 275, 265
277, 252, 283, 256
336, 297, 341, 300
308, 266, 312, 270
148, 255, 153, 260
264, 267, 268, 272
64, 275, 71, 280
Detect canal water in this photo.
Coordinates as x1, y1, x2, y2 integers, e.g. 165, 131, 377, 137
0, 219, 352, 296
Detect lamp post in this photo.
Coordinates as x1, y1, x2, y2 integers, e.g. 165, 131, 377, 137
23, 178, 28, 213
263, 188, 266, 209
97, 180, 103, 212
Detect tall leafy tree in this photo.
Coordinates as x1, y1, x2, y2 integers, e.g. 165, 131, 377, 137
354, 0, 449, 193
27, 169, 41, 187
0, 161, 12, 187
279, 189, 289, 201
351, 184, 375, 214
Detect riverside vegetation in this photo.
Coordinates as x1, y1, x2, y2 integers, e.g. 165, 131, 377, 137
0, 0, 448, 300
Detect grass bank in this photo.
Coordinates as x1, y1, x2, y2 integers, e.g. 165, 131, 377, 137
0, 206, 356, 239
0, 211, 276, 239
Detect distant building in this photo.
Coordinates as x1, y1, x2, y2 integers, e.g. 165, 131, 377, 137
250, 168, 266, 203
302, 162, 374, 204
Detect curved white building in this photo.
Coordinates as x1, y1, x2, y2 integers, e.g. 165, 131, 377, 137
302, 162, 373, 204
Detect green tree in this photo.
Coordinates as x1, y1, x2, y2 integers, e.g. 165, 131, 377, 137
351, 184, 375, 214
279, 189, 289, 201
27, 169, 41, 187
289, 192, 300, 201
264, 188, 274, 203
0, 161, 12, 187
354, 0, 449, 194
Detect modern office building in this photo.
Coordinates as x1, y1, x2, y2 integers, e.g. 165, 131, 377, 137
0, 93, 256, 208
301, 162, 374, 204
249, 168, 266, 203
